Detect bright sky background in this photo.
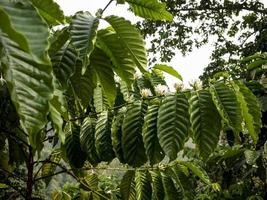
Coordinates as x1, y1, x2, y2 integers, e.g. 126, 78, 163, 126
55, 0, 265, 87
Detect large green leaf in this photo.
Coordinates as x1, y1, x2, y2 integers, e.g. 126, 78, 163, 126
232, 81, 261, 142
135, 170, 152, 200
142, 104, 164, 165
150, 171, 165, 200
48, 28, 69, 57
41, 149, 61, 185
30, 0, 65, 26
64, 123, 86, 168
126, 0, 173, 21
111, 108, 126, 163
80, 117, 100, 166
105, 16, 147, 73
122, 101, 147, 167
157, 93, 190, 160
0, 0, 50, 63
120, 170, 136, 200
210, 82, 242, 134
190, 90, 222, 159
70, 12, 99, 74
1, 33, 53, 148
153, 64, 183, 81
70, 61, 96, 109
51, 43, 78, 89
97, 29, 136, 86
93, 85, 109, 113
95, 111, 115, 162
90, 48, 116, 107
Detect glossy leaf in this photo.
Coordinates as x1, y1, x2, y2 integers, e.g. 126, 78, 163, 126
142, 104, 164, 165
157, 93, 190, 160
190, 90, 222, 159
135, 170, 152, 200
122, 101, 147, 167
95, 111, 115, 162
120, 170, 136, 200
153, 64, 183, 81
161, 171, 180, 200
126, 0, 173, 21
70, 12, 99, 74
105, 16, 147, 73
150, 171, 164, 200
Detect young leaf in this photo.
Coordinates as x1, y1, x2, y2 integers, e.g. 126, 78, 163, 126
190, 89, 222, 159
126, 0, 173, 21
157, 93, 190, 160
70, 12, 99, 74
105, 16, 147, 73
153, 64, 183, 81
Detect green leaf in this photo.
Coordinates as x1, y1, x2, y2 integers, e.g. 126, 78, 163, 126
126, 0, 173, 21
97, 29, 136, 86
70, 11, 99, 74
178, 161, 211, 185
161, 171, 180, 200
49, 28, 69, 57
135, 170, 152, 200
51, 43, 78, 89
80, 117, 100, 166
105, 16, 147, 73
1, 33, 53, 148
210, 82, 242, 134
150, 171, 165, 200
111, 108, 126, 163
143, 104, 164, 165
247, 59, 267, 71
0, 183, 8, 189
153, 64, 182, 81
91, 48, 116, 107
157, 93, 190, 160
30, 0, 65, 26
95, 111, 115, 162
64, 123, 86, 168
120, 170, 136, 200
0, 0, 50, 63
232, 81, 261, 143
93, 85, 109, 113
41, 149, 61, 186
70, 61, 96, 109
122, 101, 147, 167
80, 172, 99, 191
190, 89, 222, 159
117, 0, 126, 4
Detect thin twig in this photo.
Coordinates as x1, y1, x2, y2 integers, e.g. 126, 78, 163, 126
102, 0, 114, 14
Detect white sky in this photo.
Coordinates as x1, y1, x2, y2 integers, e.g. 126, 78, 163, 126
55, 0, 266, 87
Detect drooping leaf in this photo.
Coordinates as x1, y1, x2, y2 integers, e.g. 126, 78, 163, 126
157, 93, 190, 160
126, 0, 173, 21
150, 171, 165, 200
91, 48, 116, 107
120, 170, 136, 200
161, 171, 180, 200
51, 43, 78, 89
80, 172, 99, 191
178, 161, 211, 185
105, 16, 147, 73
41, 149, 61, 186
80, 117, 100, 166
210, 82, 242, 134
1, 33, 53, 148
49, 28, 70, 57
0, 0, 50, 63
95, 111, 115, 162
153, 64, 183, 81
97, 29, 136, 86
70, 61, 96, 109
135, 170, 152, 200
232, 81, 261, 143
142, 104, 164, 165
70, 11, 99, 74
30, 0, 65, 26
190, 89, 222, 159
93, 85, 109, 113
64, 123, 86, 168
111, 108, 126, 163
122, 101, 147, 167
